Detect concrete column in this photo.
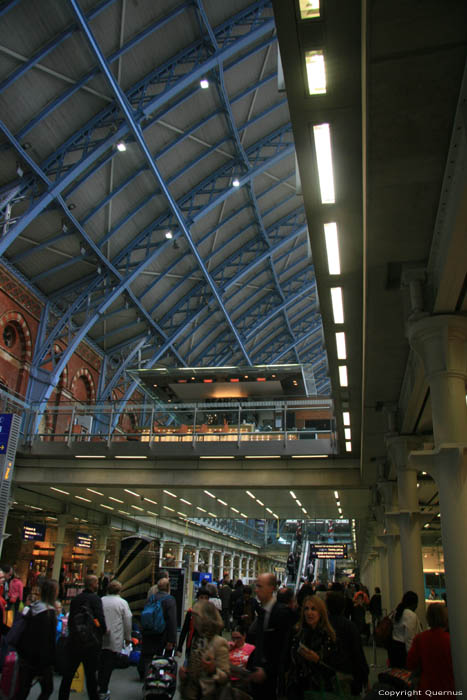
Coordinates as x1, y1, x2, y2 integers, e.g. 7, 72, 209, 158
409, 314, 467, 693
208, 550, 214, 575
387, 436, 426, 624
220, 551, 225, 576
112, 538, 121, 574
96, 527, 110, 576
374, 543, 390, 614
194, 548, 200, 572
52, 514, 68, 581
229, 554, 234, 580
158, 540, 165, 568
176, 544, 184, 568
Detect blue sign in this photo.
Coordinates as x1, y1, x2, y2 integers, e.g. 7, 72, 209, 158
0, 414, 13, 454
23, 521, 46, 541
75, 533, 93, 549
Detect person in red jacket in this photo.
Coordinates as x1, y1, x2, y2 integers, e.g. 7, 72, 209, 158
407, 603, 454, 695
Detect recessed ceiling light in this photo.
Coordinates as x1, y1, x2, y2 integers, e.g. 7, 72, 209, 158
324, 222, 340, 274
339, 365, 348, 387
334, 491, 339, 499
115, 455, 147, 459
116, 141, 127, 152
302, 507, 307, 514
291, 455, 329, 458
118, 510, 130, 515
165, 231, 173, 239
200, 78, 209, 89
177, 511, 187, 517
343, 412, 350, 426
75, 455, 106, 459
232, 178, 240, 187
244, 456, 281, 459
335, 331, 347, 360
331, 287, 344, 324
344, 428, 351, 440
87, 488, 104, 496
147, 511, 158, 516
124, 489, 141, 497
266, 507, 273, 514
313, 123, 335, 203
199, 456, 234, 459
305, 50, 326, 95
345, 441, 352, 452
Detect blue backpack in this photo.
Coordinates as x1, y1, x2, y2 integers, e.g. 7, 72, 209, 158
141, 594, 168, 634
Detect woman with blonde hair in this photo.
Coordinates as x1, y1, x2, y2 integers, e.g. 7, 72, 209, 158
179, 600, 230, 700
285, 595, 338, 700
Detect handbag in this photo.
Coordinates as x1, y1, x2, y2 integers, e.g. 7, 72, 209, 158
374, 613, 394, 646
378, 667, 420, 691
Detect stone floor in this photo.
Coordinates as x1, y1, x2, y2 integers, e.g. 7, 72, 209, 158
28, 643, 388, 699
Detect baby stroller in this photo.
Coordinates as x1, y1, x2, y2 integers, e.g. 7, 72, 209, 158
143, 650, 178, 700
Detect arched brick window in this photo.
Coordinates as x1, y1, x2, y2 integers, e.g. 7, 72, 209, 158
0, 311, 32, 396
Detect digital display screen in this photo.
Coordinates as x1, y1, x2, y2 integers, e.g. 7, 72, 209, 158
75, 533, 93, 549
23, 522, 46, 541
310, 544, 348, 559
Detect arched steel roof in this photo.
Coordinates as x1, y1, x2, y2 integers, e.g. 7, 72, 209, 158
0, 0, 329, 407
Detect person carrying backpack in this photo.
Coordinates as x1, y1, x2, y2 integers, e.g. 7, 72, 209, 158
139, 577, 177, 679
9, 578, 58, 700
58, 574, 107, 700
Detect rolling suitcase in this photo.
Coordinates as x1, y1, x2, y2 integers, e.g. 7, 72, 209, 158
143, 649, 178, 700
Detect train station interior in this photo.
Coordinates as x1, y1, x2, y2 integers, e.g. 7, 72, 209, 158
0, 0, 466, 694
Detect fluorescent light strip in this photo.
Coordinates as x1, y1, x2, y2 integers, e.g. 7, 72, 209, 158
331, 287, 344, 324
87, 488, 104, 496
217, 499, 228, 506
296, 500, 302, 507
344, 428, 351, 440
115, 455, 147, 459
179, 498, 192, 505
289, 491, 296, 499
336, 332, 347, 360
131, 505, 143, 511
208, 512, 217, 518
100, 504, 114, 510
305, 50, 326, 95
178, 511, 187, 517
313, 123, 335, 203
199, 456, 234, 459
345, 441, 352, 452
147, 511, 158, 516
230, 507, 239, 514
324, 222, 340, 274
334, 491, 339, 499
291, 455, 329, 458
197, 506, 207, 513
144, 498, 158, 505
124, 489, 141, 497
50, 487, 69, 495
256, 499, 264, 506
246, 491, 255, 499
118, 510, 130, 515
244, 455, 281, 459
339, 365, 348, 387
75, 495, 91, 502
266, 507, 273, 514
163, 490, 177, 498
240, 513, 248, 519
75, 455, 106, 459
343, 412, 350, 426
109, 497, 124, 503
204, 490, 215, 499
163, 505, 174, 512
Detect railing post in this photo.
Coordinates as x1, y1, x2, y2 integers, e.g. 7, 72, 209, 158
107, 406, 114, 447
67, 405, 75, 448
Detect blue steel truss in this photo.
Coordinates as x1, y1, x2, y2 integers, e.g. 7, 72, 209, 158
0, 0, 330, 421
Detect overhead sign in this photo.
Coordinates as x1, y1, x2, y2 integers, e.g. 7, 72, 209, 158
23, 521, 46, 542
0, 414, 13, 454
75, 533, 93, 549
310, 544, 348, 559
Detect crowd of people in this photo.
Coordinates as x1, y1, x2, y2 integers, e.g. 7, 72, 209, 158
0, 563, 457, 699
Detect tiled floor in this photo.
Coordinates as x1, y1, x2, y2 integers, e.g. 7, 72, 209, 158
28, 643, 388, 699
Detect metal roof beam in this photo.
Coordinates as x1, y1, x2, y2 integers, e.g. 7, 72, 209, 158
70, 0, 252, 365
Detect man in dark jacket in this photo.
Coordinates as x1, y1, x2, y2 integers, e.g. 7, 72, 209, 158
326, 591, 369, 695
59, 574, 107, 700
219, 574, 232, 631
139, 577, 177, 678
247, 573, 293, 700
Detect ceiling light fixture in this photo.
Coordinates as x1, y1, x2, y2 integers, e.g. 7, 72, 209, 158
208, 512, 217, 517
75, 495, 91, 502
246, 491, 255, 499
296, 500, 302, 507
87, 488, 104, 496
144, 498, 158, 505
101, 504, 114, 510
335, 332, 347, 360
118, 510, 130, 515
196, 506, 207, 512
313, 123, 335, 203
131, 505, 144, 511
256, 499, 264, 506
165, 230, 173, 239
116, 141, 127, 152
230, 506, 239, 513
108, 496, 124, 503
342, 412, 350, 426
345, 441, 352, 452
180, 498, 192, 505
200, 78, 209, 89
163, 505, 175, 512
50, 487, 69, 495
115, 455, 147, 459
339, 365, 348, 387
291, 455, 329, 458
76, 455, 106, 459
305, 50, 326, 95
204, 490, 215, 498
334, 491, 339, 499
124, 489, 141, 497
331, 287, 344, 324
163, 490, 177, 498
344, 428, 351, 440
240, 513, 248, 518
232, 178, 240, 187
217, 499, 228, 506
324, 222, 340, 274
